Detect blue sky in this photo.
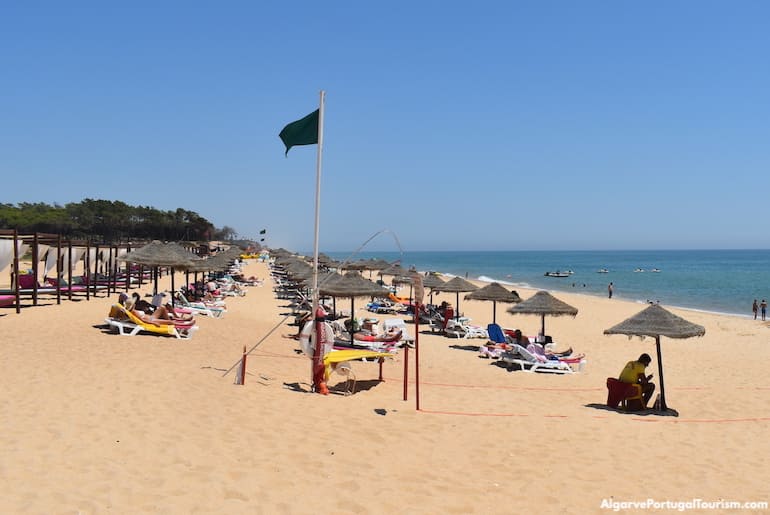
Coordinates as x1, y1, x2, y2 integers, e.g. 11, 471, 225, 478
2, 1, 769, 252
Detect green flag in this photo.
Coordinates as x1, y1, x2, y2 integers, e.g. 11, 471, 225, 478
279, 109, 319, 156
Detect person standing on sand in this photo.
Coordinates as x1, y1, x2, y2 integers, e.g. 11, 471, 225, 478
752, 299, 759, 320
761, 300, 767, 321
608, 282, 613, 299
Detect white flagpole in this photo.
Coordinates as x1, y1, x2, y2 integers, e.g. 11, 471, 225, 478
311, 90, 325, 391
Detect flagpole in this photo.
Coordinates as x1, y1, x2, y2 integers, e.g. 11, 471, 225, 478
311, 90, 326, 392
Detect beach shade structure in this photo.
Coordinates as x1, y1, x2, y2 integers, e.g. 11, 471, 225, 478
604, 303, 705, 412
318, 272, 389, 346
421, 274, 445, 305
339, 259, 370, 272
341, 259, 384, 279
369, 258, 392, 270
464, 282, 522, 324
121, 241, 201, 297
391, 274, 416, 304
270, 248, 295, 259
506, 290, 578, 337
433, 276, 478, 320
316, 253, 342, 269
379, 262, 410, 280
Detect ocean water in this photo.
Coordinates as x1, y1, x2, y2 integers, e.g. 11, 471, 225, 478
324, 250, 770, 317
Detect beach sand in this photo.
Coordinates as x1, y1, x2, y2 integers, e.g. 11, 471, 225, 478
1, 260, 768, 514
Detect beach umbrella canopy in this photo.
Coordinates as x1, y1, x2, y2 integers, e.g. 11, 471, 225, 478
421, 274, 445, 305
369, 258, 392, 270
506, 290, 577, 337
120, 241, 201, 297
318, 272, 389, 345
421, 274, 445, 289
604, 303, 705, 412
433, 276, 478, 320
380, 263, 409, 278
464, 282, 522, 324
121, 241, 201, 269
339, 260, 371, 272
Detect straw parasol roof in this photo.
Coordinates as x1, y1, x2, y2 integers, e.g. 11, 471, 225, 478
120, 241, 201, 297
464, 282, 522, 324
318, 272, 389, 345
420, 274, 445, 305
339, 260, 371, 272
421, 274, 445, 290
604, 303, 705, 412
603, 303, 705, 340
506, 290, 577, 336
380, 263, 409, 278
432, 276, 478, 320
121, 241, 201, 269
318, 271, 387, 298
369, 258, 392, 270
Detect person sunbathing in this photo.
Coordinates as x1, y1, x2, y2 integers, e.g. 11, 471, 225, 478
352, 329, 403, 343
526, 341, 584, 363
162, 303, 194, 322
125, 299, 193, 327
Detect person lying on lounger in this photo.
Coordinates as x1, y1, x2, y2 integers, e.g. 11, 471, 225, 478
350, 329, 403, 343
125, 299, 193, 327
526, 341, 585, 362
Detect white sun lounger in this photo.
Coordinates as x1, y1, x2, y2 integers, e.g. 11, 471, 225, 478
500, 344, 575, 374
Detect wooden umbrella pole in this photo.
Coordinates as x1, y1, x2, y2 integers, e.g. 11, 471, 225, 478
655, 336, 667, 411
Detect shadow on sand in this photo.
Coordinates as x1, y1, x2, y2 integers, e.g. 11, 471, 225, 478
584, 402, 679, 417
449, 344, 481, 353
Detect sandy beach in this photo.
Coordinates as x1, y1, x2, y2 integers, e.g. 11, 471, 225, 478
1, 258, 769, 514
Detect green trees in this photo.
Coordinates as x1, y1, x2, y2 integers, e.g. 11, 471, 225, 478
0, 199, 221, 243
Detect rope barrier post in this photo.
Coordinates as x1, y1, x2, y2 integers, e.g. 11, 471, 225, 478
415, 301, 420, 411
238, 345, 247, 385
378, 357, 384, 381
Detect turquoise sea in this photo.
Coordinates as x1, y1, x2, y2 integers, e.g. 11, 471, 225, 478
324, 250, 770, 318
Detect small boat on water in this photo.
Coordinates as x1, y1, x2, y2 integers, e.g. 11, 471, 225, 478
634, 268, 645, 273
545, 271, 571, 278
597, 269, 609, 273
651, 268, 661, 273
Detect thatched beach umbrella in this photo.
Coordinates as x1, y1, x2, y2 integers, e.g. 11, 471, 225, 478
121, 241, 201, 296
604, 303, 705, 412
318, 272, 388, 345
433, 276, 478, 320
339, 260, 371, 273
380, 263, 409, 279
421, 274, 445, 306
506, 290, 578, 337
465, 282, 522, 324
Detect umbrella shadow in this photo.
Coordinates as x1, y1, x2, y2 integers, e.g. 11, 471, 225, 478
328, 379, 382, 395
584, 402, 679, 417
491, 360, 524, 372
449, 344, 482, 353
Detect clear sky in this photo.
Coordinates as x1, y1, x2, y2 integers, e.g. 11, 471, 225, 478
2, 1, 769, 252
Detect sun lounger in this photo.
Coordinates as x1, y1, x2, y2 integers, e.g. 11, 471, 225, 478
105, 305, 198, 339
174, 292, 226, 318
500, 344, 576, 374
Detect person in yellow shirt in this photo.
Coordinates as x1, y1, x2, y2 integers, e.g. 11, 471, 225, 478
619, 353, 655, 406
